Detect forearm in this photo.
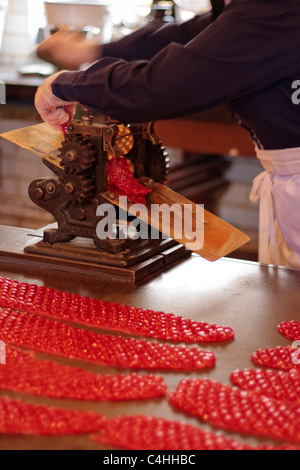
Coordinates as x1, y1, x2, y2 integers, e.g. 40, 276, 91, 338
36, 13, 212, 70
49, 43, 265, 125
101, 13, 213, 61
51, 1, 300, 125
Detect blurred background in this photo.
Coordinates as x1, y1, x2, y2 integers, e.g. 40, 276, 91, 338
0, 1, 260, 261
0, 0, 211, 65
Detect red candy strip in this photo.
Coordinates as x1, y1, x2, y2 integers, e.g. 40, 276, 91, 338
251, 347, 300, 371
0, 277, 234, 344
0, 397, 106, 436
93, 415, 298, 450
230, 368, 300, 403
168, 379, 300, 444
278, 321, 300, 341
107, 157, 151, 204
108, 183, 150, 205
62, 121, 69, 138
0, 346, 167, 401
0, 308, 215, 371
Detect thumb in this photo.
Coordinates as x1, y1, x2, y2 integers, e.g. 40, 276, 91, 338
64, 104, 76, 121
48, 107, 70, 125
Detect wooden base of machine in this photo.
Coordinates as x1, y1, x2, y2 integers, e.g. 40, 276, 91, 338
0, 225, 190, 284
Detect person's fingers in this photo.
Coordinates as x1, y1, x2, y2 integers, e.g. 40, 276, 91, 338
35, 92, 72, 131
39, 106, 70, 127
35, 71, 76, 131
37, 30, 100, 70
64, 104, 76, 120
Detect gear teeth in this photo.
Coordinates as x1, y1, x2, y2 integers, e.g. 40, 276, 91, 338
145, 142, 169, 184
59, 134, 97, 176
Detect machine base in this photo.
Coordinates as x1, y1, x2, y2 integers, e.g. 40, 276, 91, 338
0, 225, 190, 284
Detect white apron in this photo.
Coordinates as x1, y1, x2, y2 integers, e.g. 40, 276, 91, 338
250, 147, 300, 268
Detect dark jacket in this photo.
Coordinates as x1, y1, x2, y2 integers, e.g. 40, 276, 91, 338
52, 0, 300, 150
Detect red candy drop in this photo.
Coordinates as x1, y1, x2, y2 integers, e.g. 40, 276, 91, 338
230, 368, 300, 403
62, 122, 68, 138
107, 157, 151, 204
251, 347, 300, 371
0, 346, 167, 401
278, 321, 300, 341
93, 414, 299, 450
0, 397, 106, 436
0, 277, 234, 344
0, 308, 215, 371
169, 379, 300, 444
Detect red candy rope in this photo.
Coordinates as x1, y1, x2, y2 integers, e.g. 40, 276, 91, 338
0, 308, 215, 371
62, 121, 69, 138
0, 397, 106, 436
251, 347, 300, 371
107, 157, 151, 204
0, 346, 167, 401
168, 379, 300, 444
278, 321, 300, 341
230, 368, 300, 403
0, 278, 234, 344
93, 415, 298, 450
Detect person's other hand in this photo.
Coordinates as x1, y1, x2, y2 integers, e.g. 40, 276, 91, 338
34, 71, 76, 131
37, 31, 100, 70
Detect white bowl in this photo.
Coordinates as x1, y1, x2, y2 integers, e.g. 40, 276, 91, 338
44, 1, 111, 29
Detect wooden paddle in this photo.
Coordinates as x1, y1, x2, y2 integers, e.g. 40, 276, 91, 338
103, 179, 250, 262
0, 122, 63, 169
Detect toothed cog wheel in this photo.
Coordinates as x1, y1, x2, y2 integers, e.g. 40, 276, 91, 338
59, 135, 97, 175
145, 142, 170, 183
60, 174, 96, 205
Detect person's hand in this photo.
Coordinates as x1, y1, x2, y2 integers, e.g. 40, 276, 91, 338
37, 31, 100, 70
34, 71, 76, 131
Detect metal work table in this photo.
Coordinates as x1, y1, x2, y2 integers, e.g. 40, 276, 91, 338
0, 225, 298, 450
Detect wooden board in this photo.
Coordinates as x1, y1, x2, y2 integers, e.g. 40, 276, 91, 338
0, 225, 189, 284
0, 122, 63, 169
103, 178, 250, 262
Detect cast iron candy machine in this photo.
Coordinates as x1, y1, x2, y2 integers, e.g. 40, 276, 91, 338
0, 112, 250, 282
24, 111, 189, 274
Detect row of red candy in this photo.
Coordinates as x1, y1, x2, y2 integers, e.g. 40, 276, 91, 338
0, 277, 234, 344
0, 307, 215, 371
0, 274, 299, 448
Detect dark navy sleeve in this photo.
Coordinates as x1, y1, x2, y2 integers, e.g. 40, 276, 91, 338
51, 0, 300, 124
101, 12, 213, 61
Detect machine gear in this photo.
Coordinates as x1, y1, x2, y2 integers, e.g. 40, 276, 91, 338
59, 134, 97, 175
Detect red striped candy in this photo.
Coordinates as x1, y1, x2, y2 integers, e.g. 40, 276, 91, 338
93, 414, 299, 450
0, 277, 234, 344
0, 346, 167, 401
0, 308, 215, 371
0, 397, 106, 435
169, 379, 300, 443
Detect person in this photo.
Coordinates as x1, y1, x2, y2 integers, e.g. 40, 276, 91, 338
34, 0, 300, 269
